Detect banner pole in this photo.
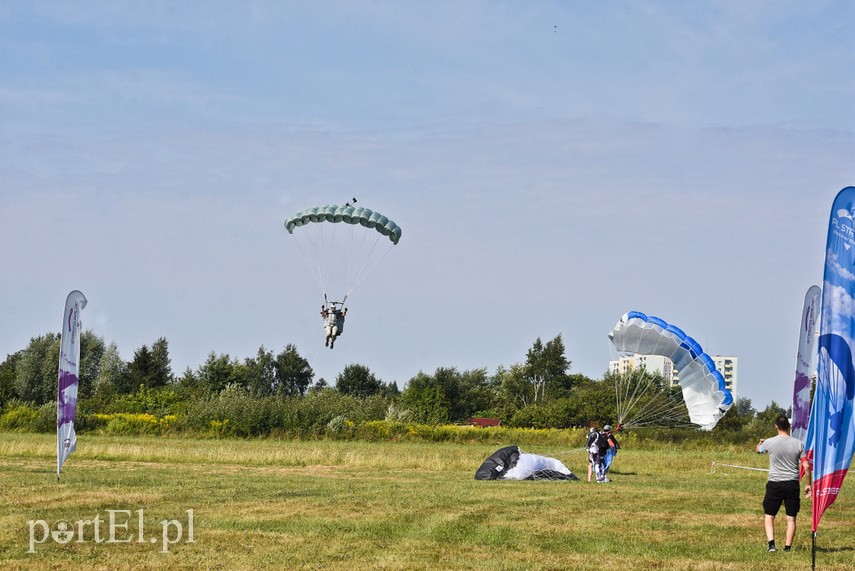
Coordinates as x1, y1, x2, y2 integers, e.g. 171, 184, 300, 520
811, 531, 816, 571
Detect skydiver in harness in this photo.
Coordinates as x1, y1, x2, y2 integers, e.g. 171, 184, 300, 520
321, 300, 347, 349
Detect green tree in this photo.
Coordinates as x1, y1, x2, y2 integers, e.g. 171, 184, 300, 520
93, 342, 129, 400
13, 333, 59, 404
77, 331, 106, 400
196, 352, 241, 394
750, 401, 788, 435
336, 363, 382, 398
149, 337, 173, 388
398, 367, 489, 423
735, 396, 756, 418
308, 377, 330, 394
456, 368, 497, 418
562, 375, 616, 427
274, 344, 313, 397
241, 346, 277, 397
126, 338, 173, 391
12, 330, 104, 405
713, 401, 751, 432
496, 363, 534, 411
379, 381, 400, 398
127, 344, 154, 392
176, 367, 204, 397
525, 335, 572, 403
0, 351, 21, 406
399, 370, 452, 424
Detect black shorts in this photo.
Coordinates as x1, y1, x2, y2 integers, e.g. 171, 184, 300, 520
763, 480, 800, 517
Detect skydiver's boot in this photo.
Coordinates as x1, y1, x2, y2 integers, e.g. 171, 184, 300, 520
330, 337, 335, 349
325, 337, 329, 347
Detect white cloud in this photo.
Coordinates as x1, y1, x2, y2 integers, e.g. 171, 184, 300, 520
828, 249, 855, 282
822, 283, 855, 336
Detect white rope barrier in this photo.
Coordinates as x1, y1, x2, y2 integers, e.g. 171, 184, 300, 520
710, 460, 769, 474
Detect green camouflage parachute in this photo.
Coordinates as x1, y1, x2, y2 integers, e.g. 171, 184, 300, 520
285, 205, 402, 245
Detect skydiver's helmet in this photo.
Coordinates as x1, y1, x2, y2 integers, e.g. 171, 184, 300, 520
603, 425, 612, 432
589, 427, 597, 433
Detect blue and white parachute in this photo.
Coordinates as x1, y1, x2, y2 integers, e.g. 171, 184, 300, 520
608, 311, 734, 430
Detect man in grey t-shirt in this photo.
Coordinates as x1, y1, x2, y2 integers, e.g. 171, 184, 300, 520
756, 415, 811, 552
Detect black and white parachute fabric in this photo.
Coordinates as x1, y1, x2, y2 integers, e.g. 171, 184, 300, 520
474, 446, 579, 481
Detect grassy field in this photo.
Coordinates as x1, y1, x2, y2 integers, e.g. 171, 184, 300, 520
0, 432, 852, 570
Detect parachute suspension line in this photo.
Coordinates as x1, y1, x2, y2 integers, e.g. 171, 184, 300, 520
614, 326, 651, 425
345, 221, 359, 296
292, 219, 397, 303
319, 218, 339, 295
610, 326, 692, 429
612, 367, 692, 429
611, 337, 657, 427
609, 342, 633, 426
343, 220, 372, 297
345, 231, 392, 300
631, 379, 691, 427
624, 394, 691, 428
615, 371, 656, 427
290, 224, 328, 298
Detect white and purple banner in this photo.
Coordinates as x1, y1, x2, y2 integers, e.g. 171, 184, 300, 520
57, 290, 87, 477
792, 285, 820, 445
805, 186, 855, 532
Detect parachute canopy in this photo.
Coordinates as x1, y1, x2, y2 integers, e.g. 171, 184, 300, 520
285, 204, 402, 245
608, 311, 734, 431
284, 203, 401, 302
474, 446, 579, 481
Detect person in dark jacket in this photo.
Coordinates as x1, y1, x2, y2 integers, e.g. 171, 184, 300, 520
585, 427, 608, 483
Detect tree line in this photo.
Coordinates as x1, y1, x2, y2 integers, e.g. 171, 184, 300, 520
0, 330, 785, 432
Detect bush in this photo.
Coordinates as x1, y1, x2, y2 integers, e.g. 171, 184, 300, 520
0, 402, 39, 431
103, 413, 162, 435
507, 399, 577, 429
355, 420, 411, 441
33, 402, 58, 433
0, 401, 57, 433
180, 388, 391, 438
99, 385, 183, 416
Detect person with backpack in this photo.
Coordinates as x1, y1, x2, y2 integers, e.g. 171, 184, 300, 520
585, 427, 610, 483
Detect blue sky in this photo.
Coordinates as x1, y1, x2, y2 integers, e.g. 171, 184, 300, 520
1, 1, 854, 409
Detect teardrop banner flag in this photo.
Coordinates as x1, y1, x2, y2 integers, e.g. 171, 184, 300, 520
57, 290, 87, 478
792, 285, 820, 446
805, 187, 855, 552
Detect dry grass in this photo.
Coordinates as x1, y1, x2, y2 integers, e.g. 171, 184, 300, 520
0, 432, 852, 570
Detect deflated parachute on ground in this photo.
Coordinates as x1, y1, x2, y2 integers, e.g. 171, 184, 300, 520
285, 204, 402, 244
608, 311, 733, 430
474, 446, 579, 481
